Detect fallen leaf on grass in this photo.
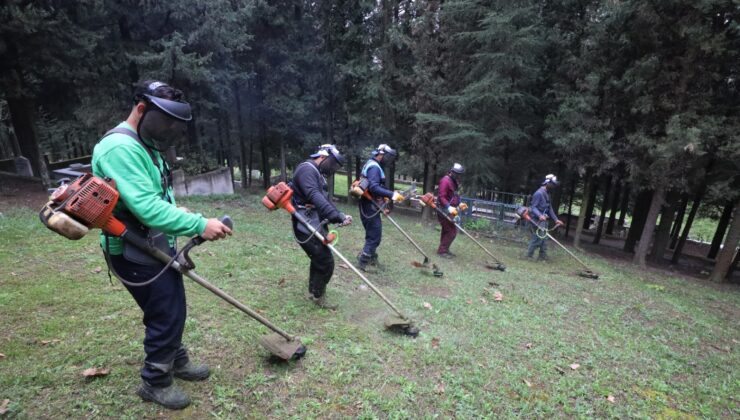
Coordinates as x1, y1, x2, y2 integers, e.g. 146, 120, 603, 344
480, 297, 488, 304
339, 264, 350, 270
82, 367, 110, 378
423, 302, 433, 309
570, 363, 580, 370
91, 266, 102, 274
0, 353, 5, 359
493, 292, 504, 301
525, 343, 532, 349
358, 284, 368, 291
554, 366, 566, 375
10, 272, 16, 276
431, 337, 440, 349
207, 251, 215, 257
523, 379, 532, 387
606, 395, 615, 403
39, 339, 60, 346
278, 278, 286, 287
0, 399, 9, 415
466, 300, 472, 305
435, 383, 445, 394
488, 281, 499, 287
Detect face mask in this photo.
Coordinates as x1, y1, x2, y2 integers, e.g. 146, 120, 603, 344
138, 108, 188, 152
318, 156, 341, 176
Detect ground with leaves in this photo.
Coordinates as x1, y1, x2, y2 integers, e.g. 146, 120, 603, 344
0, 194, 738, 418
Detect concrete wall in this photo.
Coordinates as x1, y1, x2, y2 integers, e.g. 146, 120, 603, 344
173, 167, 234, 196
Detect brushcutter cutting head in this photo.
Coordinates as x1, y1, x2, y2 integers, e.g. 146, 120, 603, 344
432, 264, 444, 277
578, 270, 600, 279
259, 333, 307, 360
262, 182, 295, 213
485, 262, 506, 271
384, 316, 419, 337
419, 193, 437, 209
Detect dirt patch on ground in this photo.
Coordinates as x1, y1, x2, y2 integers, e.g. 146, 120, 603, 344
0, 175, 48, 212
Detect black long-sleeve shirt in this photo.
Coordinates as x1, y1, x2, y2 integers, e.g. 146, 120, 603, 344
291, 160, 345, 224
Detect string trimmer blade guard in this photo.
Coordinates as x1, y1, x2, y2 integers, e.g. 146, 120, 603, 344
578, 270, 599, 279
384, 316, 420, 337
485, 262, 506, 272
432, 264, 444, 277
259, 333, 307, 360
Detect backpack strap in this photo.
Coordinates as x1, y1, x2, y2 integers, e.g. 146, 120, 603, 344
361, 159, 385, 179
101, 126, 171, 203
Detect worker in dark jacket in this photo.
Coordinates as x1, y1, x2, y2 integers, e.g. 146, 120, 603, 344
437, 163, 465, 258
526, 174, 564, 260
357, 144, 404, 270
291, 144, 353, 309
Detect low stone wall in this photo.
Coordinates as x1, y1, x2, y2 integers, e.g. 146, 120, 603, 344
173, 167, 234, 196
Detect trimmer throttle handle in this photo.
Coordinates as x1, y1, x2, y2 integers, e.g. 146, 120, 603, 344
181, 215, 234, 269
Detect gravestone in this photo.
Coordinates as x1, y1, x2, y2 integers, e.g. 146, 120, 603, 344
14, 156, 33, 177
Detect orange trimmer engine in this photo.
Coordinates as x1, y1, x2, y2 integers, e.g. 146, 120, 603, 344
515, 206, 532, 222
419, 192, 437, 209
39, 173, 126, 240
262, 182, 336, 245
262, 182, 296, 213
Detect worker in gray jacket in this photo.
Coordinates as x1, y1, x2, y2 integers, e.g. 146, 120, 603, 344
526, 174, 564, 260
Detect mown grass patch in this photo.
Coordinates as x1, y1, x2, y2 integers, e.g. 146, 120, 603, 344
0, 195, 738, 418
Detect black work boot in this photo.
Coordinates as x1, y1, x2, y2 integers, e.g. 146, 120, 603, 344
357, 252, 372, 271
137, 381, 191, 410
174, 361, 210, 381
307, 293, 338, 310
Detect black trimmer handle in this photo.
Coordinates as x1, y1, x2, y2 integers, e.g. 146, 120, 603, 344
181, 215, 233, 269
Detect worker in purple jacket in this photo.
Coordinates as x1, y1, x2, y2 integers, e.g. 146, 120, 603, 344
436, 163, 465, 258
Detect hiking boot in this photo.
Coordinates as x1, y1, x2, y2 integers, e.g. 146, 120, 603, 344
308, 294, 338, 310
136, 381, 191, 410
437, 252, 455, 259
357, 253, 372, 271
537, 255, 549, 262
174, 361, 210, 381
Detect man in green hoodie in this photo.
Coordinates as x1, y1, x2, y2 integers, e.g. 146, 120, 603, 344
92, 80, 231, 409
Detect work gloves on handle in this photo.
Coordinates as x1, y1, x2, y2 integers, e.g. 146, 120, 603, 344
391, 191, 405, 203
338, 214, 353, 227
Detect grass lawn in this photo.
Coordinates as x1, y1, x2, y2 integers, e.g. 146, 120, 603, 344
0, 194, 738, 418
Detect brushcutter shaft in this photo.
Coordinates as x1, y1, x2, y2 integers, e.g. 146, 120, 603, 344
142, 246, 296, 342
294, 214, 408, 320
433, 206, 504, 264
383, 214, 430, 261
543, 232, 592, 271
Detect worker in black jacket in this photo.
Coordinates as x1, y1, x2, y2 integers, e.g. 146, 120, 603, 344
290, 144, 353, 309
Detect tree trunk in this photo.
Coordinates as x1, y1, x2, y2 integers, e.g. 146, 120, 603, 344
671, 189, 705, 264
355, 155, 361, 181
605, 181, 622, 235
573, 175, 593, 249
422, 157, 437, 223
233, 82, 248, 191
582, 180, 598, 230
564, 177, 576, 238
650, 191, 680, 263
634, 187, 665, 267
387, 159, 396, 191
248, 131, 254, 188
593, 176, 612, 244
617, 184, 631, 228
623, 190, 654, 253
709, 204, 740, 283
552, 162, 565, 212
708, 201, 734, 259
279, 137, 286, 182
669, 195, 689, 249
260, 126, 270, 189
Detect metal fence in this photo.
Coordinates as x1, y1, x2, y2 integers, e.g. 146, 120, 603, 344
459, 192, 532, 243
